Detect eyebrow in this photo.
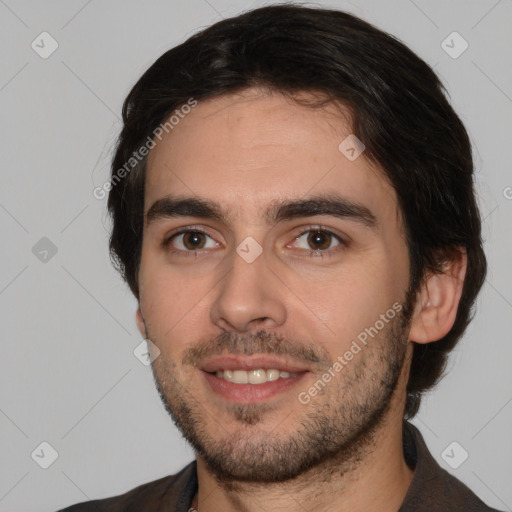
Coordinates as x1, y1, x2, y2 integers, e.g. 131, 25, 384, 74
145, 194, 378, 230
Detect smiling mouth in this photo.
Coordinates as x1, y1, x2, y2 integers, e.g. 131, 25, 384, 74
202, 368, 309, 404
210, 369, 301, 384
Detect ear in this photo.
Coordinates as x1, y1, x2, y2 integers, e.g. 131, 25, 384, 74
409, 248, 467, 344
135, 306, 147, 339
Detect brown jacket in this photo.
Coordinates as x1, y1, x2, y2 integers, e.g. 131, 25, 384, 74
57, 422, 504, 511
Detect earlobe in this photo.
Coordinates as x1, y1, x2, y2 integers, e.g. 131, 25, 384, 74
409, 249, 467, 344
135, 306, 147, 339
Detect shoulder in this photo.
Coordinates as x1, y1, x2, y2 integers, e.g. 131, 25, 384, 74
402, 422, 504, 512
56, 461, 197, 512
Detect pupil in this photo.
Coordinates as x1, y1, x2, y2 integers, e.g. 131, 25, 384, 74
308, 231, 330, 250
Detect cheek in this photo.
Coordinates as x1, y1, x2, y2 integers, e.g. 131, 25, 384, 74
309, 281, 382, 345
292, 255, 404, 349
138, 257, 211, 345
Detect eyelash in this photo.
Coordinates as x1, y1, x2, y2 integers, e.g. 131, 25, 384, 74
290, 225, 345, 258
163, 226, 217, 259
163, 225, 346, 259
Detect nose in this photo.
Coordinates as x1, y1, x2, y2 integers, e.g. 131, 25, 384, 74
210, 246, 287, 333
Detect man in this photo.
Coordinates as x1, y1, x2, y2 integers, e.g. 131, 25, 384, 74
60, 4, 501, 512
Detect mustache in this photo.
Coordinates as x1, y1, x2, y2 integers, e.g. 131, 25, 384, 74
182, 330, 332, 370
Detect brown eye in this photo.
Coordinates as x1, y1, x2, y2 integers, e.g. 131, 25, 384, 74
182, 232, 207, 249
307, 231, 333, 250
291, 228, 343, 254
168, 230, 218, 252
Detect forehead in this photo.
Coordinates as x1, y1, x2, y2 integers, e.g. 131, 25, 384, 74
144, 88, 399, 224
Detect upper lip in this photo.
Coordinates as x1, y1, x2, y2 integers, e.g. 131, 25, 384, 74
199, 355, 310, 373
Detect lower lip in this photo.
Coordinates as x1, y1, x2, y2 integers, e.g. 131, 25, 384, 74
201, 371, 309, 403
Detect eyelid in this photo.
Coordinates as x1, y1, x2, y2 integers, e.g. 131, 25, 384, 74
163, 226, 220, 248
288, 224, 347, 245
163, 224, 347, 253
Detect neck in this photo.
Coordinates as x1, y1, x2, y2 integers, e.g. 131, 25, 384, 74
192, 410, 414, 512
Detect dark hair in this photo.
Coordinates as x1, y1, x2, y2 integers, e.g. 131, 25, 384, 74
107, 4, 486, 419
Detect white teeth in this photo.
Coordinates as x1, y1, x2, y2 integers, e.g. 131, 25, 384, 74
214, 369, 299, 384
248, 369, 267, 384
267, 369, 280, 381
232, 370, 249, 384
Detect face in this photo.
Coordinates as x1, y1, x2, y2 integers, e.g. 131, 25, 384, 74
137, 88, 414, 483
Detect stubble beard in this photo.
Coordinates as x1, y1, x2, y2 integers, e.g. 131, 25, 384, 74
149, 305, 412, 485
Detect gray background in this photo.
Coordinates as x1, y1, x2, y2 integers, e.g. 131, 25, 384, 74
0, 0, 511, 511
